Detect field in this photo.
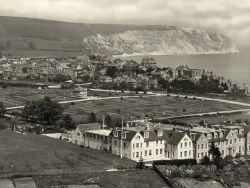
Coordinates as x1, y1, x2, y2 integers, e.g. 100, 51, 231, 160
33, 170, 168, 188
64, 95, 250, 122
173, 111, 250, 125
0, 130, 135, 174
0, 87, 75, 107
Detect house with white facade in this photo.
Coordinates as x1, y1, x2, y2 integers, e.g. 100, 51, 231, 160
165, 130, 193, 160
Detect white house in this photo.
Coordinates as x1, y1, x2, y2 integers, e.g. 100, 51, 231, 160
165, 131, 193, 160
72, 86, 88, 98
71, 123, 101, 145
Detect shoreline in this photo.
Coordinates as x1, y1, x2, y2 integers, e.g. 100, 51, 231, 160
114, 51, 240, 58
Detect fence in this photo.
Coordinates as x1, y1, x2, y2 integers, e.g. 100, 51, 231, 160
153, 165, 185, 188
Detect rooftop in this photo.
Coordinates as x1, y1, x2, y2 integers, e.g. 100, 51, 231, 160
85, 129, 112, 136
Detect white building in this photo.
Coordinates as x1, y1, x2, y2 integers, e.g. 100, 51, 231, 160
165, 131, 193, 160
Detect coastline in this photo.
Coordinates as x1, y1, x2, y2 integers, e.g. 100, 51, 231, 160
114, 51, 240, 58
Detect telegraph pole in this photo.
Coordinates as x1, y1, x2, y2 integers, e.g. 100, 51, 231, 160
120, 115, 124, 159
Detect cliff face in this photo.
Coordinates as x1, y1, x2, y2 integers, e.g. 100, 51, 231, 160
0, 17, 239, 56
83, 28, 239, 56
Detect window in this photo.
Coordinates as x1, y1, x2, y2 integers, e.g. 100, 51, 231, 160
141, 143, 142, 148
198, 153, 200, 159
77, 133, 80, 136
181, 143, 183, 148
172, 152, 175, 157
198, 144, 200, 150
180, 152, 182, 157
156, 149, 158, 155
114, 140, 117, 145
136, 152, 139, 158
233, 149, 235, 154
185, 142, 187, 147
136, 143, 139, 148
201, 152, 204, 158
189, 142, 191, 147
222, 150, 224, 155
114, 131, 118, 137
226, 141, 228, 145
146, 142, 149, 147
184, 151, 187, 156
144, 132, 149, 138
160, 140, 162, 144
239, 146, 241, 152
133, 144, 135, 149
234, 139, 237, 144
160, 149, 162, 154
133, 152, 134, 158
122, 133, 126, 139
206, 143, 208, 148
149, 150, 152, 156
189, 150, 191, 156
124, 142, 126, 148
156, 141, 158, 146
201, 144, 203, 149
239, 138, 241, 142
145, 150, 147, 156
230, 139, 232, 144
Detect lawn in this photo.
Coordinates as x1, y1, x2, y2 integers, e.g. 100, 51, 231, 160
34, 170, 168, 188
63, 95, 250, 122
0, 130, 135, 174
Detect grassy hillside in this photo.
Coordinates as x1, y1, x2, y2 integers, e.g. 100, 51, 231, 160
0, 16, 238, 57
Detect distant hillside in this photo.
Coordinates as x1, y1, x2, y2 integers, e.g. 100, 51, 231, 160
0, 16, 239, 57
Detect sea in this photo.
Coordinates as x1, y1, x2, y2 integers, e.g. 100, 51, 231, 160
120, 52, 250, 86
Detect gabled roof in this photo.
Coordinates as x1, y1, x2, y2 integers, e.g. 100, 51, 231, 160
77, 123, 101, 133
110, 129, 137, 141
167, 131, 187, 145
85, 129, 111, 136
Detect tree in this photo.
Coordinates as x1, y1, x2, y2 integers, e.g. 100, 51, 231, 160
208, 141, 223, 168
208, 141, 221, 159
0, 102, 6, 117
22, 67, 28, 74
63, 114, 76, 130
22, 96, 63, 125
200, 155, 211, 165
88, 112, 97, 123
105, 114, 115, 128
106, 67, 118, 78
0, 121, 6, 131
29, 41, 36, 50
158, 79, 169, 90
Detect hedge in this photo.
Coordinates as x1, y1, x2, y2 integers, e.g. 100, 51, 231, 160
153, 159, 197, 166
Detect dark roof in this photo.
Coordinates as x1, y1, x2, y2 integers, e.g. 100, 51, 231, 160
243, 126, 250, 135
168, 131, 186, 145
110, 129, 137, 141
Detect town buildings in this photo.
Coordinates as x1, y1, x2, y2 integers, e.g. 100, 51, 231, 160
72, 121, 250, 162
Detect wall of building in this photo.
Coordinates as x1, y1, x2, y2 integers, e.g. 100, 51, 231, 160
177, 135, 193, 159
195, 137, 209, 161
71, 127, 83, 145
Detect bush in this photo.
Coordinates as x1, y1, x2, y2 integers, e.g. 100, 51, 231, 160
144, 91, 147, 94
185, 96, 188, 99
193, 97, 197, 100
153, 159, 197, 166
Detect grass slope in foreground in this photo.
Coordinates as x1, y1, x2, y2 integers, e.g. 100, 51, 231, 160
0, 130, 135, 174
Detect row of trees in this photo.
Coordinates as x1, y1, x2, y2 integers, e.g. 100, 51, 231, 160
22, 96, 75, 130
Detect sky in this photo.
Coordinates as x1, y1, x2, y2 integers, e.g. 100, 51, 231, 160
0, 0, 250, 48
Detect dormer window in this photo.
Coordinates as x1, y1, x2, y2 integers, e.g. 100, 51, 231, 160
144, 132, 149, 138
114, 131, 118, 137
77, 133, 80, 137
122, 133, 126, 139
157, 130, 163, 137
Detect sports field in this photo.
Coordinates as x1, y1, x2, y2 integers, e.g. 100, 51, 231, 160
64, 96, 250, 122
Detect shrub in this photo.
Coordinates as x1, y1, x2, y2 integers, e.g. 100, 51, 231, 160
153, 159, 197, 166
120, 97, 124, 100
144, 91, 147, 94
193, 97, 196, 100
